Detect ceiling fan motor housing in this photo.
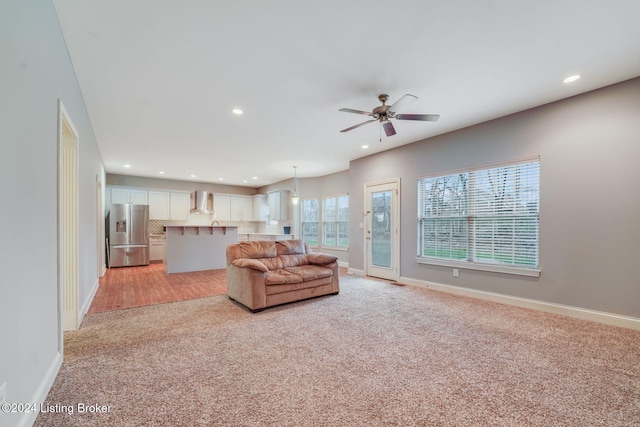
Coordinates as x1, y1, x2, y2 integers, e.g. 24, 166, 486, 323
373, 94, 392, 118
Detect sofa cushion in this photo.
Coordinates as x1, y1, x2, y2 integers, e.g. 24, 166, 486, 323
307, 253, 337, 265
228, 241, 277, 261
285, 265, 333, 281
265, 269, 304, 285
276, 239, 306, 255
279, 254, 309, 268
231, 258, 268, 272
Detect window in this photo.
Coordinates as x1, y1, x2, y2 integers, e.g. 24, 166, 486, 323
322, 195, 349, 248
301, 199, 318, 246
417, 158, 540, 275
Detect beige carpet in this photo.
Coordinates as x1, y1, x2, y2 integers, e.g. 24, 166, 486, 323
36, 275, 640, 426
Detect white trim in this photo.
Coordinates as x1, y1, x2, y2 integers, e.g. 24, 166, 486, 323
400, 276, 640, 331
348, 267, 365, 276
416, 257, 541, 277
364, 178, 401, 281
78, 278, 100, 326
322, 245, 348, 252
338, 261, 349, 268
17, 352, 63, 427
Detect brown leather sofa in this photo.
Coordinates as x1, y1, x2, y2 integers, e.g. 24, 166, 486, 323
226, 239, 339, 312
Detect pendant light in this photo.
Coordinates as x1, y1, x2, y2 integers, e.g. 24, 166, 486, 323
291, 166, 299, 205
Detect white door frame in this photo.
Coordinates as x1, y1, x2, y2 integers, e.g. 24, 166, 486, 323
57, 100, 79, 337
364, 178, 400, 281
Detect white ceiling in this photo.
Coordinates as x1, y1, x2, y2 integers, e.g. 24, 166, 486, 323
52, 0, 640, 187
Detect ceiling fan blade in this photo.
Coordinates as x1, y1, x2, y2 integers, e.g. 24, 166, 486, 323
383, 121, 396, 137
339, 108, 374, 116
388, 94, 418, 114
340, 119, 377, 133
396, 114, 440, 121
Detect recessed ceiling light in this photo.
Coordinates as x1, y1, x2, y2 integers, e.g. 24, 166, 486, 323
232, 108, 243, 115
190, 174, 196, 178
123, 164, 131, 168
252, 176, 258, 180
159, 171, 165, 175
361, 145, 369, 149
243, 180, 248, 183
563, 75, 581, 83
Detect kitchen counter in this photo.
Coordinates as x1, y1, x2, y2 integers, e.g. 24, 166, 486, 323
237, 233, 294, 241
165, 225, 238, 273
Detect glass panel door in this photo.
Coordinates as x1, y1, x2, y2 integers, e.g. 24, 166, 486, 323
371, 190, 392, 268
365, 179, 400, 281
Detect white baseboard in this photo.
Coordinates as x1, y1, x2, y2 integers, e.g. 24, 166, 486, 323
347, 267, 365, 276
338, 261, 349, 269
17, 351, 63, 427
78, 278, 100, 327
400, 276, 640, 331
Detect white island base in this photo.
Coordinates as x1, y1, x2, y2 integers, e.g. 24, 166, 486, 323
165, 225, 238, 273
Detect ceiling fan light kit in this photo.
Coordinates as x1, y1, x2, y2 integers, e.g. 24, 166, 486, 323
339, 93, 439, 136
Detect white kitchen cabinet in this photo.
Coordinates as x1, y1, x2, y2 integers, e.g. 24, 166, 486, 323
241, 196, 253, 221
268, 190, 289, 221
149, 236, 166, 262
213, 194, 231, 221
253, 194, 268, 221
170, 192, 190, 220
148, 191, 170, 220
110, 187, 148, 205
148, 191, 189, 220
229, 196, 254, 221
230, 196, 243, 221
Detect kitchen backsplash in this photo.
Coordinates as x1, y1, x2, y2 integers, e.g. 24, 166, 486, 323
149, 213, 289, 235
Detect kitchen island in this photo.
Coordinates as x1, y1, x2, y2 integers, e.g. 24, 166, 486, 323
237, 233, 294, 241
165, 225, 238, 273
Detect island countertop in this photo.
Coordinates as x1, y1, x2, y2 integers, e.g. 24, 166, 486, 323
165, 225, 238, 273
165, 224, 237, 234
237, 233, 293, 241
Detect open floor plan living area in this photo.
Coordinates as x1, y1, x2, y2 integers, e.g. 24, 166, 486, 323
3, 1, 640, 426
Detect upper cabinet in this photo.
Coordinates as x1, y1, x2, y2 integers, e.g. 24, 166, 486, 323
109, 187, 148, 205
230, 195, 254, 221
268, 190, 289, 221
213, 194, 231, 221
214, 194, 255, 221
109, 187, 189, 220
253, 195, 268, 222
148, 191, 190, 220
109, 185, 267, 222
148, 191, 170, 219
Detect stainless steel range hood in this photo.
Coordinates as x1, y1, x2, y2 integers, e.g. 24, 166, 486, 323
190, 191, 214, 214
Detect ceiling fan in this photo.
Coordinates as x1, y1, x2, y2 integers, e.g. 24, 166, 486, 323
339, 93, 439, 137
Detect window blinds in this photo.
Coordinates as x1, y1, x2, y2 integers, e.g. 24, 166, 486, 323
418, 159, 540, 269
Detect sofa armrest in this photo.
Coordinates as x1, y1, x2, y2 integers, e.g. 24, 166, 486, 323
227, 264, 267, 311
232, 258, 269, 272
307, 253, 338, 266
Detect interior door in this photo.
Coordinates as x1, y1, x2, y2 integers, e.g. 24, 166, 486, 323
365, 179, 400, 281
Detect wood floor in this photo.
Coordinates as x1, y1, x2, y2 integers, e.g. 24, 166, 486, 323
89, 263, 349, 314
88, 262, 227, 313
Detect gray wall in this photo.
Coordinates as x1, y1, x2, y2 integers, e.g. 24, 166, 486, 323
107, 174, 258, 196
0, 1, 105, 425
349, 77, 640, 318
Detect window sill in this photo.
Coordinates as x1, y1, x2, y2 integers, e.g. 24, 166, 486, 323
416, 257, 540, 277
321, 246, 349, 252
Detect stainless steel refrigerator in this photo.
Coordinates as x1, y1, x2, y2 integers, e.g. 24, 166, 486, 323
107, 203, 149, 267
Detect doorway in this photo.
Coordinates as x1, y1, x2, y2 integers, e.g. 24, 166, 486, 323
364, 179, 400, 281
58, 100, 79, 333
